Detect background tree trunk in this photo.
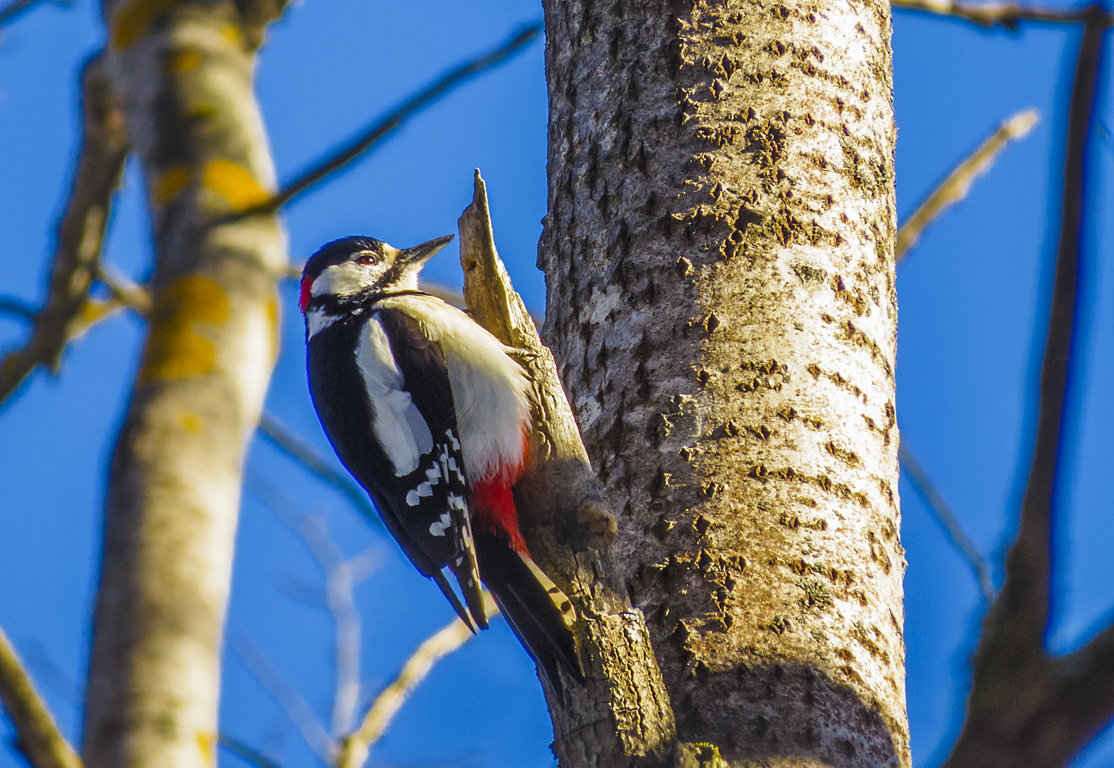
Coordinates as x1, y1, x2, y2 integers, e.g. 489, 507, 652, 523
540, 0, 907, 764
81, 3, 285, 767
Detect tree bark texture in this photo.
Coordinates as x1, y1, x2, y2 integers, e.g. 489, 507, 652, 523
540, 0, 907, 765
82, 3, 285, 768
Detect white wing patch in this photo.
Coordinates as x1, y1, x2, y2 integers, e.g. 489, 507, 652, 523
356, 315, 433, 476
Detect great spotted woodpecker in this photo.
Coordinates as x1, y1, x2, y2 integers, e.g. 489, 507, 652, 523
300, 234, 581, 688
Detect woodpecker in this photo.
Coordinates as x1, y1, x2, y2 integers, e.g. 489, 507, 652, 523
300, 233, 581, 689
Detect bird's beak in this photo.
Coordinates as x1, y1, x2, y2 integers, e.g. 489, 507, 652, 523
398, 234, 454, 267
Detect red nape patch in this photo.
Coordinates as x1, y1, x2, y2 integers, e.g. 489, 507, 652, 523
298, 276, 313, 313
473, 479, 529, 555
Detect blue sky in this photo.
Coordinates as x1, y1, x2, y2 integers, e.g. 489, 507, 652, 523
1, 1, 1111, 766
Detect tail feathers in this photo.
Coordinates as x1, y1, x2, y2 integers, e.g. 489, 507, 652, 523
474, 529, 584, 691
447, 498, 489, 630
433, 571, 478, 633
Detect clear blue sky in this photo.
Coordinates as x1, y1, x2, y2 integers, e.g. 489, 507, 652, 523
1, 1, 1111, 766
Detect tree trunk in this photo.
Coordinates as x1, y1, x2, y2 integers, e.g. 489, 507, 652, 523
540, 0, 907, 765
81, 3, 285, 767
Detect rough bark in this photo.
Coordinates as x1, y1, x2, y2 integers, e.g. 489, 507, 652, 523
540, 0, 906, 765
81, 2, 286, 768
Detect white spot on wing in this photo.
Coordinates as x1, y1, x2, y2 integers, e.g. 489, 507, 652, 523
356, 315, 433, 476
429, 512, 452, 537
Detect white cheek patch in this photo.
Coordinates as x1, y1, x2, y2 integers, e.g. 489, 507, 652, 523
312, 261, 378, 299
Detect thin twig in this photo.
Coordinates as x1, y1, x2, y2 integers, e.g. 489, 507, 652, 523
0, 0, 59, 27
232, 635, 334, 763
0, 53, 127, 409
0, 297, 38, 321
256, 413, 383, 531
891, 0, 1114, 29
0, 627, 83, 768
244, 467, 382, 740
96, 263, 151, 316
896, 109, 1039, 260
899, 443, 994, 602
334, 595, 497, 768
217, 735, 285, 768
225, 21, 542, 221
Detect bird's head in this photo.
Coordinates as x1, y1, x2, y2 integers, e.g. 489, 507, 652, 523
299, 234, 454, 314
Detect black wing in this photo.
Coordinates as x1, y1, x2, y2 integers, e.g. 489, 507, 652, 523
306, 307, 487, 629
376, 307, 488, 630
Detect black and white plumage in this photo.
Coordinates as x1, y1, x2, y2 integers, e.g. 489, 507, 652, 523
300, 234, 581, 689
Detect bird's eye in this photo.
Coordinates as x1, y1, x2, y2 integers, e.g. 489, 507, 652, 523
356, 252, 376, 265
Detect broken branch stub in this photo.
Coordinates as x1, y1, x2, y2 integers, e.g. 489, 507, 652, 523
457, 170, 676, 764
457, 169, 617, 557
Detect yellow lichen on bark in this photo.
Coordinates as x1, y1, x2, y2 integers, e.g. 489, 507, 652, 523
168, 49, 203, 73
195, 730, 215, 765
178, 412, 203, 434
217, 23, 244, 47
201, 159, 270, 212
264, 294, 281, 362
153, 164, 192, 206
108, 0, 178, 51
138, 276, 229, 384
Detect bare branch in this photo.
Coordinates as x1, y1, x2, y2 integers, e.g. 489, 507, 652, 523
232, 636, 334, 763
334, 598, 496, 768
326, 562, 363, 738
1038, 621, 1114, 758
896, 109, 1038, 261
991, 3, 1102, 660
226, 22, 542, 222
256, 413, 384, 531
943, 13, 1107, 768
0, 297, 38, 321
0, 52, 128, 409
243, 466, 383, 740
95, 263, 151, 316
891, 0, 1114, 28
217, 735, 285, 768
0, 627, 83, 768
899, 443, 994, 602
0, 0, 64, 28
233, 0, 294, 49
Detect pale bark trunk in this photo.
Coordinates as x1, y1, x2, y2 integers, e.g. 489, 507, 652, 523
81, 4, 285, 768
541, 0, 907, 765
